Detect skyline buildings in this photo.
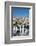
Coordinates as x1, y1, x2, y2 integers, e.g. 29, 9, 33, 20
11, 7, 29, 36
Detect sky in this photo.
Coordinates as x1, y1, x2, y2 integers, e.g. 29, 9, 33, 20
11, 7, 30, 17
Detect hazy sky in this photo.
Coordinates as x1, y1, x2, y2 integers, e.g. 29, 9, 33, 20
11, 7, 30, 17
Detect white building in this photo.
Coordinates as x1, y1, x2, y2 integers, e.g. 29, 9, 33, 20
12, 16, 29, 36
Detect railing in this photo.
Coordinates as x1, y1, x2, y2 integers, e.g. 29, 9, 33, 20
13, 24, 29, 36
